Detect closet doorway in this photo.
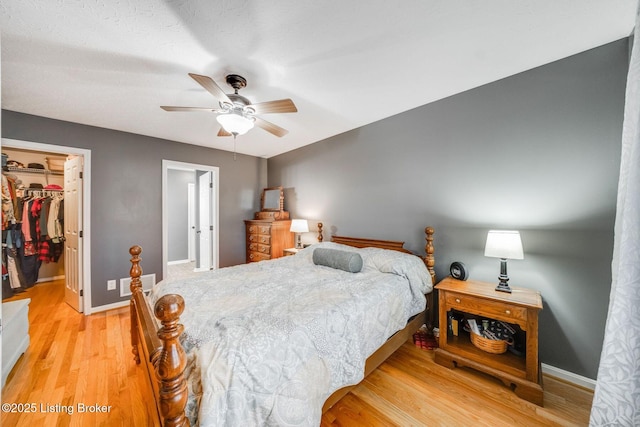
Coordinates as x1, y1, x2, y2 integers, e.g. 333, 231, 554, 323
2, 138, 92, 314
162, 160, 219, 280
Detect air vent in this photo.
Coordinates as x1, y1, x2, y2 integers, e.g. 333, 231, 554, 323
119, 273, 156, 297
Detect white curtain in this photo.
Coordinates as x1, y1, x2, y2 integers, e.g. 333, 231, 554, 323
590, 9, 640, 427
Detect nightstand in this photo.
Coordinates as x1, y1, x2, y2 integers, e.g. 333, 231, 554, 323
434, 277, 544, 405
283, 248, 299, 256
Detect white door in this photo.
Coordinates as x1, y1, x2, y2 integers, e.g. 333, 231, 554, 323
162, 160, 219, 279
197, 172, 213, 271
187, 183, 196, 262
64, 156, 83, 312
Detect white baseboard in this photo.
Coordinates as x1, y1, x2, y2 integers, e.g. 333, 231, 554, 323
168, 259, 192, 265
90, 300, 129, 314
37, 275, 65, 283
542, 363, 596, 390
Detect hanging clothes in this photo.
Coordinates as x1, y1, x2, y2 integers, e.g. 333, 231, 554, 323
19, 197, 42, 286
1, 174, 16, 227
5, 224, 27, 291
48, 194, 65, 262
2, 169, 65, 293
22, 198, 36, 256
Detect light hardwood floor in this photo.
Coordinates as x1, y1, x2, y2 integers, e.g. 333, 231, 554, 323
3, 280, 593, 426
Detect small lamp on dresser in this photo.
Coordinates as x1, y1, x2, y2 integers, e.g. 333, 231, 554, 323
484, 230, 524, 293
290, 219, 309, 249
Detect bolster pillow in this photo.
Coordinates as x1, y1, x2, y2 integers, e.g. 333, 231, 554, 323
313, 248, 363, 273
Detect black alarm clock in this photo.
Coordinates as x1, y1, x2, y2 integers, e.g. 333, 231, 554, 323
449, 261, 469, 280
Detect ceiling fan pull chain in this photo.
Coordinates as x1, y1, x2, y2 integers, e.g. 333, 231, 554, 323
233, 134, 237, 161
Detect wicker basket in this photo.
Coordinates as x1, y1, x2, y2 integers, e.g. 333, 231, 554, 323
46, 156, 66, 172
470, 332, 508, 354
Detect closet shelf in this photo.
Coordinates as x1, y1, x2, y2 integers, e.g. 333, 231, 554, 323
5, 166, 63, 176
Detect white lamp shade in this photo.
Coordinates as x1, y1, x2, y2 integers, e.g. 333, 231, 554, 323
484, 230, 524, 259
290, 219, 309, 233
216, 113, 254, 135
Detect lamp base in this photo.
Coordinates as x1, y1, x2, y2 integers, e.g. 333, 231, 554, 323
495, 258, 512, 293
495, 281, 512, 293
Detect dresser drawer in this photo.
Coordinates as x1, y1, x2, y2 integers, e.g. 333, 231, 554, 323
248, 251, 271, 262
245, 219, 293, 262
247, 224, 271, 234
258, 225, 271, 235
248, 243, 272, 254
247, 234, 272, 244
257, 235, 271, 245
445, 292, 527, 323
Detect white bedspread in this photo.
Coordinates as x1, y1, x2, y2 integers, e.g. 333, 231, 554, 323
151, 242, 432, 426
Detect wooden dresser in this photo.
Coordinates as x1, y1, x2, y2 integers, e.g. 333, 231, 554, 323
244, 219, 294, 263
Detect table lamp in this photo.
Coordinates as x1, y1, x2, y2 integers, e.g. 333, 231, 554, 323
290, 219, 309, 249
484, 230, 524, 293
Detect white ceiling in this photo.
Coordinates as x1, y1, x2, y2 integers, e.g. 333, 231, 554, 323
1, 1, 636, 158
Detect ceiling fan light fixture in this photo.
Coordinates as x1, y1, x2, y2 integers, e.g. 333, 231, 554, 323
216, 113, 254, 135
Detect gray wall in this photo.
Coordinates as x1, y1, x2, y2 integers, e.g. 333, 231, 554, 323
167, 169, 195, 262
268, 39, 628, 379
2, 111, 266, 307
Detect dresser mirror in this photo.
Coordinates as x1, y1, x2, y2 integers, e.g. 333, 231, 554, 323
261, 186, 284, 212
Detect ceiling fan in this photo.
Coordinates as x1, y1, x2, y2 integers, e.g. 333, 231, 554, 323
161, 73, 297, 138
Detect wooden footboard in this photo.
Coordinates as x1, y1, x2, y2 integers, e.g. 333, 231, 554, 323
129, 246, 189, 427
129, 227, 436, 426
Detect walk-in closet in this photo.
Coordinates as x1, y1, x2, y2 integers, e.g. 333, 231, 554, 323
2, 147, 77, 306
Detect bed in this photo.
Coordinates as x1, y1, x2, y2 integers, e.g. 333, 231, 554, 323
129, 227, 436, 426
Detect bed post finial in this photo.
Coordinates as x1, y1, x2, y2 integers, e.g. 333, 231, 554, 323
129, 245, 143, 364
425, 227, 436, 283
317, 222, 323, 242
155, 294, 189, 427
130, 245, 143, 292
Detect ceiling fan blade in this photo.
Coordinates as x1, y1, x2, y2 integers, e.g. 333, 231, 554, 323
248, 99, 298, 115
254, 117, 289, 137
161, 106, 216, 112
188, 73, 232, 104
217, 127, 232, 137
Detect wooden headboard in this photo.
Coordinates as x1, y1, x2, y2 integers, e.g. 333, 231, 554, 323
331, 235, 412, 253
331, 227, 436, 284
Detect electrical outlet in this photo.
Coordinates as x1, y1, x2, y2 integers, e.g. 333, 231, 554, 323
107, 280, 116, 291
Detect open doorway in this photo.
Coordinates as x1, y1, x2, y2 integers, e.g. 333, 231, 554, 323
162, 160, 219, 281
1, 138, 92, 314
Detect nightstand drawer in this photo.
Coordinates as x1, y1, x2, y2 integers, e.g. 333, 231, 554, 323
445, 292, 527, 323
